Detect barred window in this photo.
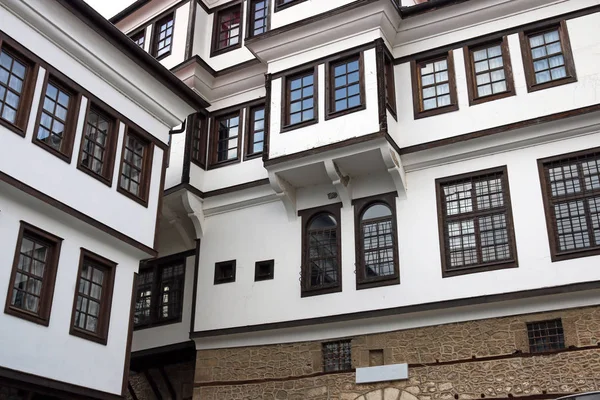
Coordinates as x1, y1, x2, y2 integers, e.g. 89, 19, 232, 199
539, 150, 600, 261
152, 13, 174, 59
527, 319, 565, 353
436, 167, 517, 277
323, 340, 352, 372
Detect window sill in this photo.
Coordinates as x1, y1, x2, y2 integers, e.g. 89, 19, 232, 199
4, 306, 49, 326
280, 118, 318, 133
526, 75, 577, 93
244, 152, 263, 161
356, 275, 400, 290
442, 259, 517, 278
274, 0, 309, 12
70, 326, 107, 345
414, 103, 459, 120
154, 50, 172, 62
191, 158, 206, 169
469, 89, 516, 106
550, 247, 600, 262
0, 118, 26, 137
301, 285, 342, 298
76, 164, 113, 188
325, 103, 366, 121
207, 157, 241, 170
210, 42, 243, 58
117, 185, 149, 208
133, 316, 183, 331
32, 139, 72, 164
386, 102, 397, 121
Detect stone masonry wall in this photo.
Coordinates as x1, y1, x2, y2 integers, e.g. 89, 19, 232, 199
194, 305, 600, 400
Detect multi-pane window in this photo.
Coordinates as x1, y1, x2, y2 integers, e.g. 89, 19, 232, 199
0, 48, 29, 127
412, 52, 457, 118
539, 150, 600, 261
248, 0, 268, 37
135, 260, 186, 329
213, 113, 240, 164
299, 204, 342, 297
246, 105, 265, 157
130, 30, 145, 49
465, 39, 514, 105
383, 53, 396, 115
191, 114, 206, 167
119, 132, 152, 203
275, 0, 306, 12
354, 193, 399, 288
323, 340, 352, 372
329, 56, 363, 116
153, 14, 174, 59
436, 167, 517, 277
284, 70, 316, 128
79, 108, 116, 182
70, 250, 115, 344
5, 222, 62, 326
520, 22, 576, 91
212, 5, 242, 55
35, 79, 76, 157
527, 319, 565, 353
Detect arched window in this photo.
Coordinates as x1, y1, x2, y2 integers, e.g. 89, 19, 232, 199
354, 193, 399, 288
299, 204, 342, 297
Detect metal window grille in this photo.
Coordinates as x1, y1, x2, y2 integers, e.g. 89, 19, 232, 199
527, 319, 565, 353
158, 263, 185, 320
323, 340, 352, 372
307, 216, 339, 289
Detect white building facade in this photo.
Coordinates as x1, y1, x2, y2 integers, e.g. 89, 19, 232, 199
112, 0, 600, 399
0, 0, 207, 398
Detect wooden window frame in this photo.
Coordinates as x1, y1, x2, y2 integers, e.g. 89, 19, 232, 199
0, 40, 38, 137
117, 128, 154, 207
208, 110, 243, 169
134, 254, 187, 330
537, 147, 600, 262
190, 113, 208, 168
411, 51, 458, 119
353, 192, 400, 290
210, 2, 244, 57
274, 0, 309, 13
151, 12, 175, 61
130, 29, 146, 49
69, 249, 116, 345
435, 166, 518, 278
519, 21, 577, 93
254, 259, 274, 281
214, 260, 236, 285
281, 67, 318, 133
246, 0, 270, 39
298, 203, 343, 298
4, 221, 63, 326
32, 74, 82, 164
325, 53, 366, 121
383, 50, 397, 119
76, 103, 120, 187
244, 103, 266, 160
322, 339, 352, 372
526, 318, 565, 353
463, 37, 516, 106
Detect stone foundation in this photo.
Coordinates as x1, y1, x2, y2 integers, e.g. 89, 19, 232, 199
193, 306, 600, 400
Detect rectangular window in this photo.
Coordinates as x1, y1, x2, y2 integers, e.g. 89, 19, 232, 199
383, 52, 396, 116
4, 222, 62, 326
33, 77, 80, 162
210, 111, 241, 167
211, 4, 243, 57
214, 260, 236, 284
282, 68, 317, 131
130, 29, 145, 49
254, 259, 274, 281
527, 319, 565, 353
248, 0, 269, 37
152, 13, 174, 59
538, 149, 600, 261
464, 38, 515, 105
436, 167, 518, 277
299, 204, 342, 297
134, 259, 186, 329
118, 131, 153, 206
274, 0, 308, 12
70, 249, 116, 345
323, 340, 352, 372
190, 114, 207, 168
327, 54, 365, 119
245, 105, 265, 159
0, 45, 34, 133
411, 52, 458, 119
519, 21, 576, 92
77, 106, 119, 185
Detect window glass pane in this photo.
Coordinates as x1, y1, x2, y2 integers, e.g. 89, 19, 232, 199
331, 57, 361, 113
287, 71, 315, 125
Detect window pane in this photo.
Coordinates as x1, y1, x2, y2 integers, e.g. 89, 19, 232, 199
331, 57, 362, 113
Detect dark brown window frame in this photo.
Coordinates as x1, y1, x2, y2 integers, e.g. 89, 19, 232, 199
76, 102, 120, 187
463, 36, 515, 106
353, 192, 400, 290
526, 318, 565, 353
281, 67, 318, 133
134, 252, 188, 330
537, 147, 600, 262
254, 259, 274, 281
325, 52, 366, 121
117, 128, 155, 207
246, 0, 270, 39
69, 248, 116, 345
210, 2, 244, 58
151, 12, 175, 60
4, 221, 63, 326
410, 51, 458, 119
244, 103, 266, 160
435, 166, 518, 278
130, 28, 146, 49
274, 0, 309, 13
214, 260, 236, 284
190, 113, 208, 168
298, 203, 343, 298
0, 39, 38, 137
208, 109, 243, 169
519, 21, 577, 93
383, 50, 397, 119
32, 73, 82, 164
